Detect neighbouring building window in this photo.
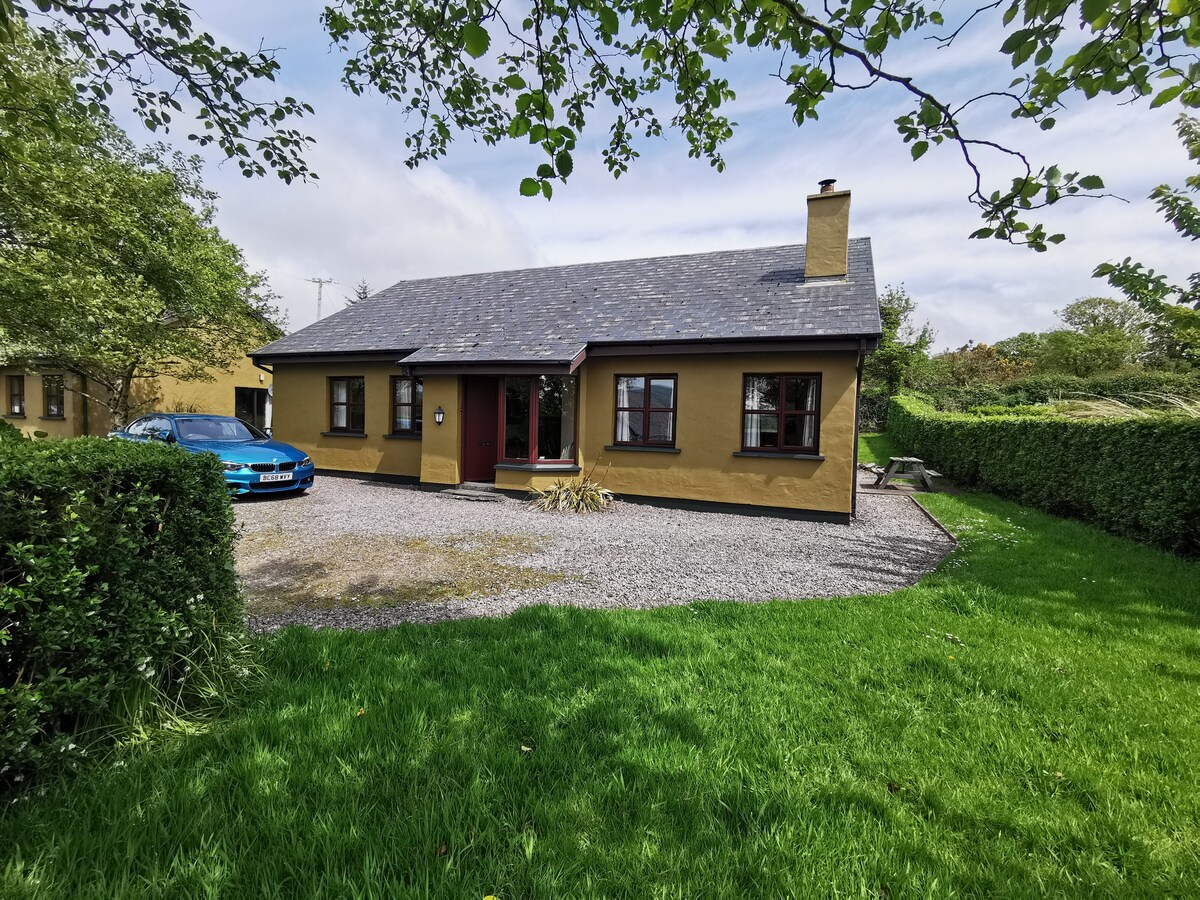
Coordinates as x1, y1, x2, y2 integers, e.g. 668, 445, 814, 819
43, 375, 65, 418
390, 375, 423, 434
329, 376, 365, 432
6, 375, 24, 417
614, 375, 677, 447
742, 374, 820, 452
502, 375, 577, 462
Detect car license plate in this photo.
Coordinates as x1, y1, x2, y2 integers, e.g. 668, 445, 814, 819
258, 472, 291, 483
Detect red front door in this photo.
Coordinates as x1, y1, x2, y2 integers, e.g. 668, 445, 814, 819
462, 376, 500, 482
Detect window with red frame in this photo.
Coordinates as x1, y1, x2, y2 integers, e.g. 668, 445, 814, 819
329, 376, 365, 432
613, 375, 677, 447
390, 375, 423, 434
742, 374, 820, 452
502, 375, 577, 462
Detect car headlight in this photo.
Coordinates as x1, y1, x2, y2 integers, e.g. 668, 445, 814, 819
223, 462, 249, 472
300, 456, 312, 468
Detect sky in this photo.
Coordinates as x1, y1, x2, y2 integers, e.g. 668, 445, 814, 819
110, 2, 1196, 351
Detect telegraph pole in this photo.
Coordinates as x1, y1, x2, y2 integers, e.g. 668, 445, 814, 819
307, 277, 336, 320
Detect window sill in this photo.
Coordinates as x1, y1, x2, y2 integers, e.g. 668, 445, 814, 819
494, 462, 582, 473
39, 416, 65, 421
383, 432, 422, 440
321, 431, 367, 438
3, 414, 25, 419
733, 451, 825, 461
604, 444, 680, 454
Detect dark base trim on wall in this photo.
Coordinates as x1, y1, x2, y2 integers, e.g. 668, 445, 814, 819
315, 468, 420, 486
311, 469, 850, 521
614, 492, 851, 523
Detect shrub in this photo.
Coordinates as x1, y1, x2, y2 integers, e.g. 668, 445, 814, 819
857, 386, 890, 432
927, 385, 1010, 412
1, 437, 247, 788
0, 419, 23, 441
888, 395, 1200, 554
531, 478, 614, 513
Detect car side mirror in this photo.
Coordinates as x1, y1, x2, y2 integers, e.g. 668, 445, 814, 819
154, 429, 174, 443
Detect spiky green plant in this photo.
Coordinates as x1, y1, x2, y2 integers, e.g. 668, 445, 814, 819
530, 478, 614, 513
1052, 392, 1200, 419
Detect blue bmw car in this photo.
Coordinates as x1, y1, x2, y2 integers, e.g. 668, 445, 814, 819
111, 413, 315, 496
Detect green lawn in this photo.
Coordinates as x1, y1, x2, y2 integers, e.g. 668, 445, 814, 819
858, 430, 903, 466
3, 492, 1199, 898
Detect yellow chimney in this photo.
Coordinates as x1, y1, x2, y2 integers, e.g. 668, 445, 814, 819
804, 178, 851, 280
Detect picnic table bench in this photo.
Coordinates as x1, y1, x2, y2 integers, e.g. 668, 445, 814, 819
872, 456, 942, 491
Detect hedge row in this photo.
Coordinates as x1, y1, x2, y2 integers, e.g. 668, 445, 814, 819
924, 371, 1200, 412
1, 438, 244, 787
888, 395, 1200, 554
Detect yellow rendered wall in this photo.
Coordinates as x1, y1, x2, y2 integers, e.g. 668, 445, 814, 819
1, 357, 268, 438
268, 351, 860, 513
0, 369, 87, 438
153, 356, 270, 415
569, 351, 858, 513
269, 361, 423, 479
491, 351, 859, 513
419, 375, 462, 486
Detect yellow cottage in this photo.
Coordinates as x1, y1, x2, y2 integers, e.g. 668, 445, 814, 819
252, 182, 881, 521
0, 357, 272, 438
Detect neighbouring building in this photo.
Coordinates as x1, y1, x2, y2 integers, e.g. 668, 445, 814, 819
251, 181, 881, 520
0, 356, 273, 438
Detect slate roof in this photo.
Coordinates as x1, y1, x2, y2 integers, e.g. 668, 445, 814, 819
253, 238, 880, 365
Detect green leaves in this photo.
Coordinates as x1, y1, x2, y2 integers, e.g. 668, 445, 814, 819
461, 22, 489, 59
0, 436, 246, 786
0, 33, 283, 423
596, 7, 618, 36
519, 177, 540, 197
13, 0, 1200, 252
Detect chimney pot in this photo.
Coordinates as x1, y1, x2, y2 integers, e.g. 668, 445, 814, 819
818, 178, 837, 194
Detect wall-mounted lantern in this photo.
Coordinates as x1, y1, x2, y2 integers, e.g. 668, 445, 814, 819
434, 406, 445, 425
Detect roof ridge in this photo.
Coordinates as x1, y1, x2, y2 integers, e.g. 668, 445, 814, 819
370, 237, 871, 295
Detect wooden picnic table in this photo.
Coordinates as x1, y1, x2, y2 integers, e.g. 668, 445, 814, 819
872, 456, 941, 491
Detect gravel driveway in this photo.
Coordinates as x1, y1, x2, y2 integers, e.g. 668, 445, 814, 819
235, 479, 955, 632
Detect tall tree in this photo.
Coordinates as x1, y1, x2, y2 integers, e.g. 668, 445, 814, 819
1095, 114, 1200, 360
0, 32, 283, 425
1034, 297, 1147, 376
345, 279, 373, 307
936, 342, 1032, 386
1, 2, 1197, 247
862, 285, 933, 395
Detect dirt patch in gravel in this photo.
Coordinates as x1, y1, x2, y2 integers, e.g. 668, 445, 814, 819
237, 529, 567, 615
234, 480, 956, 631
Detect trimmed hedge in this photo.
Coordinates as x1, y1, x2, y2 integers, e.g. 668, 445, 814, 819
1, 438, 243, 787
888, 395, 1200, 554
924, 371, 1200, 411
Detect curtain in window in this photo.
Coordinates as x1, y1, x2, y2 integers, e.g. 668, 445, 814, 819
331, 380, 348, 429
615, 376, 642, 442
394, 378, 412, 430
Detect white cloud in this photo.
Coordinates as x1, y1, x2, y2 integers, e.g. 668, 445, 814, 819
164, 3, 1196, 352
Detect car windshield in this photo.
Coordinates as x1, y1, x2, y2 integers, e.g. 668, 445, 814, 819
175, 417, 266, 442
